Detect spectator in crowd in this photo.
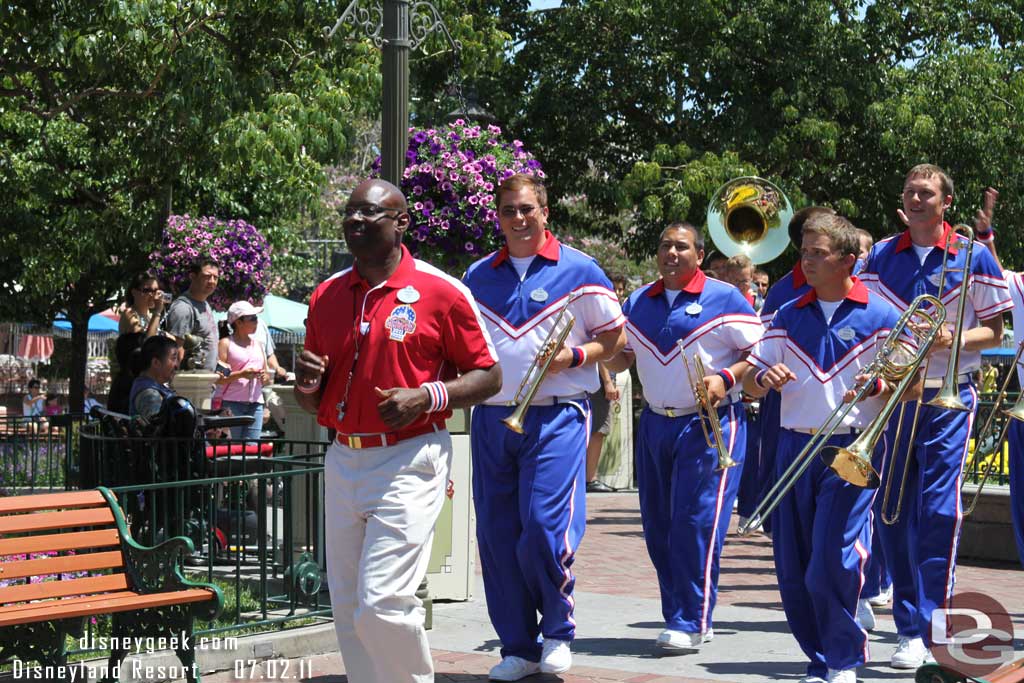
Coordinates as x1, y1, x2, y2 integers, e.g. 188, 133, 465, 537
704, 252, 728, 275
753, 269, 770, 310
107, 332, 146, 414
165, 258, 220, 371
83, 387, 103, 414
129, 336, 180, 420
722, 254, 756, 306
586, 271, 629, 493
118, 271, 167, 337
22, 379, 45, 417
215, 301, 270, 441
43, 393, 63, 417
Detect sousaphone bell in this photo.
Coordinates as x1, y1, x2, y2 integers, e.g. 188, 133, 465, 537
706, 176, 794, 265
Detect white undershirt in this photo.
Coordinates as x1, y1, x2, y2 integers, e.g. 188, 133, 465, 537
664, 288, 681, 306
510, 255, 535, 281
818, 299, 843, 324
912, 244, 932, 265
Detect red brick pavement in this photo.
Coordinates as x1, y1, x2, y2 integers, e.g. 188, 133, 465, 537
574, 492, 1024, 617
209, 492, 1023, 683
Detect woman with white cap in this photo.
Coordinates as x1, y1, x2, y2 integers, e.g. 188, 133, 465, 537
216, 300, 270, 441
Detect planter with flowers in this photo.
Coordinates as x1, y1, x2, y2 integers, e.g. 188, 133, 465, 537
374, 119, 544, 273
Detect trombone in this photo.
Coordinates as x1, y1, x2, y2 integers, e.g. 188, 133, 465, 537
502, 296, 577, 434
961, 341, 1024, 515
881, 225, 974, 525
737, 294, 945, 536
679, 348, 737, 471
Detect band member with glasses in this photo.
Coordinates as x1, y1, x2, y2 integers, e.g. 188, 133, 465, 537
463, 173, 625, 681
295, 179, 501, 683
744, 214, 915, 683
859, 164, 1010, 668
605, 222, 760, 651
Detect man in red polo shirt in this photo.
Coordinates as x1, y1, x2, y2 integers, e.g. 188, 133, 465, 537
295, 179, 502, 683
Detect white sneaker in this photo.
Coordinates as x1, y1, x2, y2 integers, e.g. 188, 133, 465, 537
857, 599, 876, 631
655, 628, 714, 649
827, 668, 857, 683
488, 656, 540, 681
890, 636, 928, 669
868, 585, 892, 607
799, 676, 827, 683
540, 639, 571, 674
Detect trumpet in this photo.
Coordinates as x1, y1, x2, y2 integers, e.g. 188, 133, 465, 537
881, 225, 974, 525
502, 297, 576, 434
961, 341, 1024, 516
679, 348, 737, 471
738, 294, 944, 536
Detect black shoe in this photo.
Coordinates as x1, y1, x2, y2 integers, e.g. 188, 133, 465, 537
586, 480, 616, 493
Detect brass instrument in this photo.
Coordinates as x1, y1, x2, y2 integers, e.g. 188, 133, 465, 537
679, 348, 737, 471
502, 297, 577, 434
881, 225, 974, 525
961, 341, 1024, 515
738, 294, 944, 536
706, 176, 794, 265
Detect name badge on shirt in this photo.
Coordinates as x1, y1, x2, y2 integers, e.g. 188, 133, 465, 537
685, 303, 703, 316
530, 288, 549, 303
397, 286, 421, 303
384, 305, 417, 342
836, 327, 856, 341
928, 272, 944, 287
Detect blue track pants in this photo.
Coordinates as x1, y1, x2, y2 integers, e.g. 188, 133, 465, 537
471, 402, 588, 662
875, 383, 977, 644
772, 429, 876, 678
636, 402, 745, 635
1005, 418, 1024, 568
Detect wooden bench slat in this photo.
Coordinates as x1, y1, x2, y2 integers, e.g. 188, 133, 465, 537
0, 590, 138, 615
0, 529, 121, 557
0, 588, 215, 627
0, 572, 128, 604
0, 550, 123, 582
0, 507, 114, 535
0, 491, 107, 515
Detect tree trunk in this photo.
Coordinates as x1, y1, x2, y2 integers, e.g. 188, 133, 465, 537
67, 303, 89, 414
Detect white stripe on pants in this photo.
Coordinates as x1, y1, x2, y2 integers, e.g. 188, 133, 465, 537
324, 430, 451, 683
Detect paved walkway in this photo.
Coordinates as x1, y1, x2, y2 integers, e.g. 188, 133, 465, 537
209, 492, 1024, 682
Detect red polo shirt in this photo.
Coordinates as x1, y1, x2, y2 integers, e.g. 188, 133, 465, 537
305, 245, 497, 436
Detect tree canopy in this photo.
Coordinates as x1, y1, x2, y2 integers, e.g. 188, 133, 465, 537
483, 0, 1024, 270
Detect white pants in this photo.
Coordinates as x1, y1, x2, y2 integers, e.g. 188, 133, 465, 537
324, 430, 451, 683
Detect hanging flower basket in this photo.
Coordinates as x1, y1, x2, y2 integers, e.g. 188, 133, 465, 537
374, 120, 544, 271
149, 215, 271, 311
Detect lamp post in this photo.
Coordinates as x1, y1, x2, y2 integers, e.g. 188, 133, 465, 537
326, 0, 461, 185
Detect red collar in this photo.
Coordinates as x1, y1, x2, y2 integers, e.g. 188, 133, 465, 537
894, 221, 959, 255
795, 276, 870, 308
492, 230, 561, 267
792, 260, 807, 288
646, 269, 707, 297
347, 244, 417, 290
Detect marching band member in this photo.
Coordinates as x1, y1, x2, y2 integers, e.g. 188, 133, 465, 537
463, 174, 625, 681
859, 164, 1010, 668
295, 179, 501, 683
606, 221, 761, 650
744, 214, 917, 683
965, 187, 1024, 570
738, 207, 835, 530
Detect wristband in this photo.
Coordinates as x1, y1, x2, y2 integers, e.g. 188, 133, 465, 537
717, 369, 736, 390
975, 226, 995, 243
421, 381, 449, 412
755, 369, 769, 390
868, 378, 884, 397
295, 378, 321, 394
569, 346, 587, 368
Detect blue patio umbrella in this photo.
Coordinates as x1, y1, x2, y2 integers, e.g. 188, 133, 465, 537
53, 313, 119, 333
